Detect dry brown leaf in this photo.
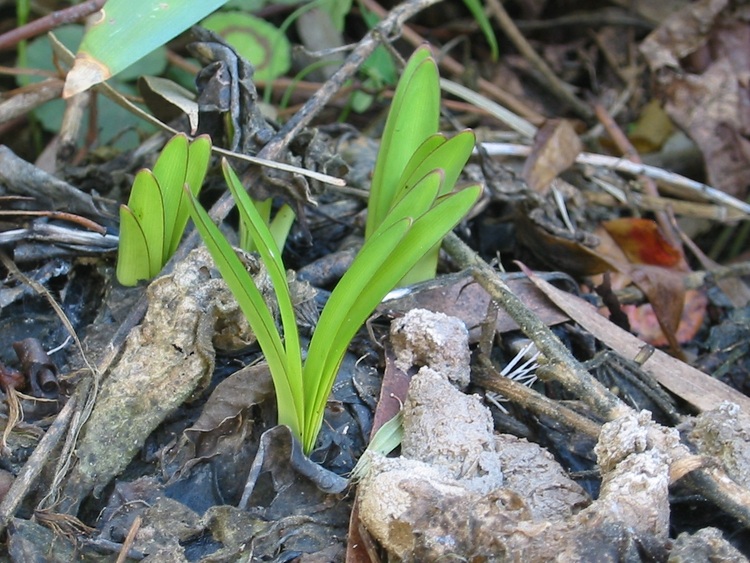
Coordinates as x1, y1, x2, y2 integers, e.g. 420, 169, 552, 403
522, 119, 582, 194
524, 268, 750, 413
640, 0, 750, 200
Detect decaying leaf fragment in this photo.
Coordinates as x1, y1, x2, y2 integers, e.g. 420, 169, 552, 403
521, 119, 582, 194
640, 0, 750, 200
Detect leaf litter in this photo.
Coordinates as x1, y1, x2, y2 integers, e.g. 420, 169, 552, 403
1, 0, 750, 561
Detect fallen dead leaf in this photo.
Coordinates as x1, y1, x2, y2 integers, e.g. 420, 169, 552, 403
523, 265, 750, 414
522, 119, 582, 194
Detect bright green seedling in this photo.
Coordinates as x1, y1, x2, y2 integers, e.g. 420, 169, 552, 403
366, 46, 479, 285
187, 158, 480, 454
116, 133, 211, 286
239, 197, 295, 254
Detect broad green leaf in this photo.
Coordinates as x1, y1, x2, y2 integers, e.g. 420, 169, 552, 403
319, 0, 353, 31
63, 0, 229, 97
168, 135, 211, 256
184, 186, 302, 438
375, 170, 443, 236
153, 134, 188, 261
128, 170, 165, 277
396, 130, 476, 204
304, 185, 482, 449
116, 205, 152, 286
222, 160, 305, 426
302, 218, 411, 449
393, 134, 446, 198
302, 171, 446, 441
461, 0, 498, 60
320, 185, 481, 389
365, 46, 440, 238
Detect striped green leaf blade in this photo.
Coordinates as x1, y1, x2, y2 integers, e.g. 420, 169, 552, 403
116, 205, 152, 286
301, 217, 412, 451
365, 46, 440, 238
128, 169, 165, 278
303, 170, 444, 409
63, 0, 229, 97
304, 185, 481, 451
184, 185, 302, 440
168, 135, 211, 257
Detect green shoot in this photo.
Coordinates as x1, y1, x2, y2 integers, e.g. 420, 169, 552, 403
350, 412, 405, 483
239, 197, 296, 255
186, 159, 480, 454
365, 46, 479, 285
116, 133, 210, 286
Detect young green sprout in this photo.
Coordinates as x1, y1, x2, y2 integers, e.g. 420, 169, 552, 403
187, 158, 480, 454
186, 46, 481, 455
116, 133, 211, 286
366, 46, 479, 285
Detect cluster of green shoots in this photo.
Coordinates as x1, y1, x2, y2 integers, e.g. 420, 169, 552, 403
116, 134, 210, 286
117, 46, 480, 454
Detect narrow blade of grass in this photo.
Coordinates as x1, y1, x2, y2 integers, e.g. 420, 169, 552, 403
461, 0, 499, 60
184, 186, 302, 439
222, 160, 305, 425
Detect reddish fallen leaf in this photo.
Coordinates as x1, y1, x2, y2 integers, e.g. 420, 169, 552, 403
624, 289, 708, 347
629, 265, 685, 352
603, 218, 682, 268
522, 119, 582, 194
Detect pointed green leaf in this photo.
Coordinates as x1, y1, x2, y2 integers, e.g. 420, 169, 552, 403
392, 134, 446, 199
153, 134, 188, 260
365, 46, 440, 238
396, 130, 476, 205
222, 160, 305, 426
302, 184, 482, 451
461, 0, 499, 60
375, 169, 443, 236
63, 0, 230, 97
116, 204, 152, 286
184, 185, 302, 439
305, 170, 444, 404
168, 134, 211, 256
128, 169, 165, 277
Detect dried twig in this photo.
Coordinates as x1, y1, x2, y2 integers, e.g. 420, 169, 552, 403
481, 142, 750, 216
0, 0, 106, 51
